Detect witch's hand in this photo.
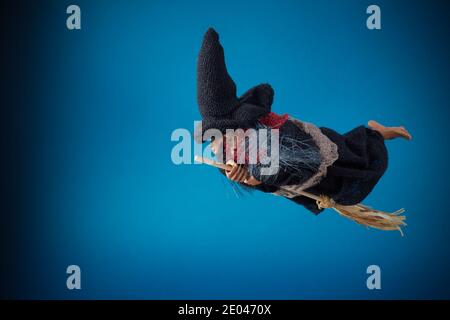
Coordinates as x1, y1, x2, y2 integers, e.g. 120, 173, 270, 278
225, 160, 262, 186
225, 160, 249, 183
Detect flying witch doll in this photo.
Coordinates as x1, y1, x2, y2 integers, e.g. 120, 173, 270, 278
194, 28, 411, 233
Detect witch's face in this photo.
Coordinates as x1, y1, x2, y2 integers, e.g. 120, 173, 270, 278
210, 134, 239, 163
210, 134, 236, 158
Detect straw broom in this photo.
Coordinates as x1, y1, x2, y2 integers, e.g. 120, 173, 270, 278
195, 155, 407, 235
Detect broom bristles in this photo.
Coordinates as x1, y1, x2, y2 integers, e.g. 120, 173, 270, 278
333, 204, 407, 236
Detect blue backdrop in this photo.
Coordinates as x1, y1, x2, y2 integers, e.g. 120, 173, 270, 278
8, 0, 450, 299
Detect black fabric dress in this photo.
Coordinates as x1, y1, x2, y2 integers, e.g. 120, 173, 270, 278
250, 123, 388, 214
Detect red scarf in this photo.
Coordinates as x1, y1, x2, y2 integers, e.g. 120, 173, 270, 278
259, 112, 289, 129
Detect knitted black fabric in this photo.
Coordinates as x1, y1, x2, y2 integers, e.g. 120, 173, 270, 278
307, 126, 388, 207
195, 28, 272, 142
253, 126, 389, 215
197, 28, 239, 118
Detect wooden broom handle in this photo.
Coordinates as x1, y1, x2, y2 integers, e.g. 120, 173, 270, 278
196, 155, 321, 200
196, 155, 316, 197
194, 155, 233, 171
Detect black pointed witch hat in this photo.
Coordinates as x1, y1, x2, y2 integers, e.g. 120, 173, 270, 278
195, 28, 274, 142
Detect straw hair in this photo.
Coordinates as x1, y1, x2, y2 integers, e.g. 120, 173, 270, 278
195, 156, 407, 235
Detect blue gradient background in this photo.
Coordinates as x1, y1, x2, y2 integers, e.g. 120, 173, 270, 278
4, 0, 450, 299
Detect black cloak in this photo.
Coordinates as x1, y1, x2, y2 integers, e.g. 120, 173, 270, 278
252, 123, 388, 214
